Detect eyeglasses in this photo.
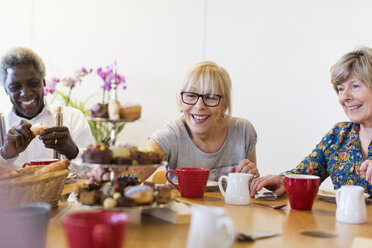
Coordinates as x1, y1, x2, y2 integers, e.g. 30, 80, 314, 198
180, 91, 222, 107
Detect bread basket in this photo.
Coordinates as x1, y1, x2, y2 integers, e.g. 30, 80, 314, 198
0, 165, 68, 208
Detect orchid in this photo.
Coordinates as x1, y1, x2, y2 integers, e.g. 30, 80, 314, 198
45, 64, 127, 144
97, 64, 127, 102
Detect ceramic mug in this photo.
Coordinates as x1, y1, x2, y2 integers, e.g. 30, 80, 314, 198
166, 167, 210, 198
218, 173, 252, 205
336, 185, 367, 224
283, 174, 320, 211
22, 158, 59, 168
63, 210, 130, 248
186, 205, 235, 248
0, 203, 51, 248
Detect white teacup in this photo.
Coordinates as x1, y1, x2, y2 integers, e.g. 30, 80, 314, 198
336, 185, 367, 224
186, 205, 235, 248
218, 173, 252, 205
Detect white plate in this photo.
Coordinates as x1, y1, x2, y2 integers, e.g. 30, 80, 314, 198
62, 192, 171, 211
317, 189, 370, 202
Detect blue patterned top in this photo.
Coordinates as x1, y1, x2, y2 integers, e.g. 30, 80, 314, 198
283, 122, 372, 197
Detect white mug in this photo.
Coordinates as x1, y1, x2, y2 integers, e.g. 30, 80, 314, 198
336, 185, 367, 224
218, 173, 252, 205
186, 205, 235, 248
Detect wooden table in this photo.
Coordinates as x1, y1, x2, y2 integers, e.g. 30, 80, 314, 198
47, 182, 372, 248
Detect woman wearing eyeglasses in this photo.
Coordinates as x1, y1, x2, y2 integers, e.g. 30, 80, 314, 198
146, 61, 258, 181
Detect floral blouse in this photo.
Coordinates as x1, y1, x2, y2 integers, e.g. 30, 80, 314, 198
283, 122, 372, 197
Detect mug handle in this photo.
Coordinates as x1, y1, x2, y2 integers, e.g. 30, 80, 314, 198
22, 162, 31, 168
216, 216, 235, 248
336, 188, 341, 206
218, 175, 228, 197
165, 169, 180, 192
93, 224, 112, 248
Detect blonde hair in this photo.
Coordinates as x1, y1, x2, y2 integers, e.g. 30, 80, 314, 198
330, 46, 372, 92
178, 61, 232, 118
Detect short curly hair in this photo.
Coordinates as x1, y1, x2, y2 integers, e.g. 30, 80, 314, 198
0, 47, 46, 87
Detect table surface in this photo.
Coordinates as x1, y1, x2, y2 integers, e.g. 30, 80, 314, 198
47, 181, 372, 248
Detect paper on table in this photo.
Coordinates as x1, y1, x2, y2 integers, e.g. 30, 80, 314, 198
254, 188, 277, 201
351, 237, 372, 248
143, 201, 191, 224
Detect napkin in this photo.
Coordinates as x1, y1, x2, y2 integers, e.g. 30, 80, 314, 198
254, 188, 277, 201
144, 201, 191, 224
237, 231, 280, 242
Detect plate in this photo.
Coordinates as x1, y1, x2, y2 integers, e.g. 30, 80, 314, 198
71, 158, 167, 169
62, 192, 171, 211
89, 117, 139, 123
317, 189, 370, 202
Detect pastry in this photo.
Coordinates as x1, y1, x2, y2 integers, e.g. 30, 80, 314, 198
0, 165, 19, 180
155, 185, 173, 204
90, 103, 109, 118
125, 185, 154, 204
111, 145, 133, 165
108, 99, 120, 120
82, 143, 113, 164
116, 174, 141, 187
119, 104, 141, 120
78, 189, 102, 205
30, 122, 48, 135
34, 159, 70, 176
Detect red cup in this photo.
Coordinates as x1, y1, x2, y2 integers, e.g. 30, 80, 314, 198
284, 174, 320, 211
166, 168, 210, 198
62, 210, 129, 248
22, 159, 58, 168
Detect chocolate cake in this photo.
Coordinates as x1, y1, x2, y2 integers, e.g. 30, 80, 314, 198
82, 143, 113, 164
90, 103, 109, 118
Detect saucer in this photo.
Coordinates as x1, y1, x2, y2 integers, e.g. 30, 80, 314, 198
317, 189, 370, 202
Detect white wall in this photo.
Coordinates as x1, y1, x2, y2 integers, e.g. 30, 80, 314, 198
1, 0, 372, 177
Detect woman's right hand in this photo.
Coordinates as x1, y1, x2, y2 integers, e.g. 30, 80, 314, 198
1, 120, 35, 159
249, 174, 286, 197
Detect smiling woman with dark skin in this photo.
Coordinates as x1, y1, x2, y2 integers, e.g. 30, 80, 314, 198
0, 47, 94, 168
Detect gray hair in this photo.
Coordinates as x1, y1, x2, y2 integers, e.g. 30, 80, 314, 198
330, 46, 372, 93
0, 47, 46, 87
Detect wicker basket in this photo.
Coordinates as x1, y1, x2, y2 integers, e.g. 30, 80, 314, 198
0, 166, 68, 208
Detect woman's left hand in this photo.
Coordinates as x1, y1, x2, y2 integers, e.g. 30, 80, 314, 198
229, 159, 260, 178
39, 126, 79, 160
360, 159, 372, 183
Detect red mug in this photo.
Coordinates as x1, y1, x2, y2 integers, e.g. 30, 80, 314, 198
62, 210, 129, 248
22, 159, 58, 168
166, 168, 210, 198
284, 174, 320, 211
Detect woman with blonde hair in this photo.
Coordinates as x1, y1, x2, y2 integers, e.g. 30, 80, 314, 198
147, 61, 258, 181
250, 47, 372, 197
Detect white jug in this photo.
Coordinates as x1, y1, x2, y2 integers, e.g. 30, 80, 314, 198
218, 173, 252, 205
336, 185, 367, 224
186, 205, 235, 248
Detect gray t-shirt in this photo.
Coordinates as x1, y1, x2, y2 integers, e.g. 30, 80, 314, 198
149, 117, 257, 181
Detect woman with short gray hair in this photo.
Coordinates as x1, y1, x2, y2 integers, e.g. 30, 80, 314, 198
250, 47, 372, 198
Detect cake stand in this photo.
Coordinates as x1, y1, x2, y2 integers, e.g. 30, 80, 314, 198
88, 117, 138, 146
70, 158, 167, 184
